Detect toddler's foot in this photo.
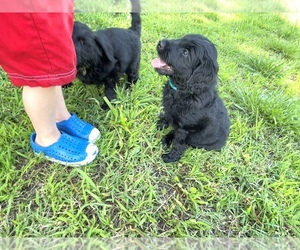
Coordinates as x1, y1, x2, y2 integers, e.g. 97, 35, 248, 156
30, 132, 98, 166
56, 113, 100, 143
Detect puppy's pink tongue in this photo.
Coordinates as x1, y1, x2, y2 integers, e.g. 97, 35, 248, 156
151, 58, 168, 68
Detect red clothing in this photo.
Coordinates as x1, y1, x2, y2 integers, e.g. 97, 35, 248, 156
0, 1, 76, 87
0, 0, 74, 12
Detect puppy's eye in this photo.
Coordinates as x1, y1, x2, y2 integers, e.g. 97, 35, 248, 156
182, 48, 189, 57
78, 38, 85, 45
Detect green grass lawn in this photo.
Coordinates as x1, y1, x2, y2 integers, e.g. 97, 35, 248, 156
0, 11, 299, 238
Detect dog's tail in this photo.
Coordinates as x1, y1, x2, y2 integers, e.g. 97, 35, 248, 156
129, 0, 141, 37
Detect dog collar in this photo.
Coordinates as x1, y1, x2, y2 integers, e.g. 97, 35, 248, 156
168, 78, 177, 91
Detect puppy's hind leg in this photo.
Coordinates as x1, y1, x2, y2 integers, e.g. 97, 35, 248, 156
188, 122, 227, 151
102, 80, 118, 110
127, 70, 139, 84
126, 60, 140, 88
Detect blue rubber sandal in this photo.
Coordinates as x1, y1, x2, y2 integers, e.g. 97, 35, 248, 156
56, 113, 100, 143
30, 132, 98, 166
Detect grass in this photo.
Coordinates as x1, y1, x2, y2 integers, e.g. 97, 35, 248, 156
75, 0, 289, 12
0, 9, 300, 240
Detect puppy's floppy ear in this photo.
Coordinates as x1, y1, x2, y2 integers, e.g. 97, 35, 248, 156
94, 35, 116, 64
187, 42, 219, 86
203, 43, 219, 73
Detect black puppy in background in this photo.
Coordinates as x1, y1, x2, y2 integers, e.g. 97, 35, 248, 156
152, 34, 230, 163
72, 0, 141, 109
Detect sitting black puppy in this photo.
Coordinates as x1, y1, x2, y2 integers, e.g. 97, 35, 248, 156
72, 0, 141, 109
152, 34, 230, 163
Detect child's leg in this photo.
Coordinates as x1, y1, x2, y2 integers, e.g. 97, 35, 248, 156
0, 11, 100, 165
22, 86, 61, 147
23, 85, 100, 145
55, 86, 72, 122
23, 85, 99, 166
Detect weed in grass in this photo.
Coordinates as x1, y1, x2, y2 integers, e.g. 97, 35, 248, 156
230, 85, 300, 138
262, 38, 300, 60
242, 54, 289, 80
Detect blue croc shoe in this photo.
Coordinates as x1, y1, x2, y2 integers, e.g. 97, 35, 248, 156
30, 132, 99, 166
56, 113, 100, 143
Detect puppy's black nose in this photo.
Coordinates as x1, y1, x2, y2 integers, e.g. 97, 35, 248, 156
157, 39, 167, 51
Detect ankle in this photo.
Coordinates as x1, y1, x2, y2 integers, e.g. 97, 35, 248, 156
34, 130, 61, 147
56, 112, 71, 123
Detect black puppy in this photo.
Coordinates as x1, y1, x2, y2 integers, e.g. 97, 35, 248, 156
72, 0, 141, 109
152, 34, 230, 163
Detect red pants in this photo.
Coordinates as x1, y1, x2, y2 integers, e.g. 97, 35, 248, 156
0, 6, 76, 87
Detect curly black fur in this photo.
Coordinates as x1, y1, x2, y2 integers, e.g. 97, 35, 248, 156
152, 34, 230, 163
72, 0, 141, 109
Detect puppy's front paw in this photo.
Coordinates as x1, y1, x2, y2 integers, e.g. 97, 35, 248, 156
162, 131, 174, 149
157, 116, 170, 130
162, 153, 180, 163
